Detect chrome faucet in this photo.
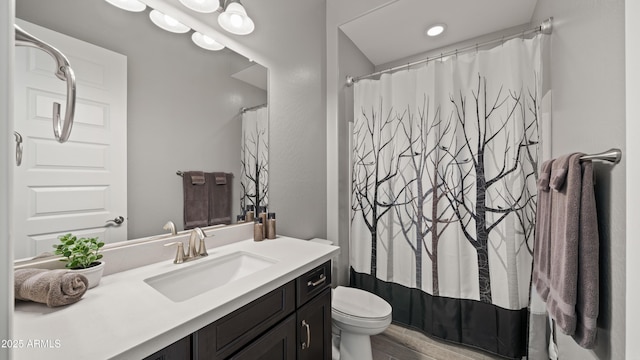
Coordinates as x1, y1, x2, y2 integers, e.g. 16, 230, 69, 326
188, 227, 208, 258
164, 227, 209, 264
163, 220, 177, 236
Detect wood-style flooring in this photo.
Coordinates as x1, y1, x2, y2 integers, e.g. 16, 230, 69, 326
371, 324, 504, 360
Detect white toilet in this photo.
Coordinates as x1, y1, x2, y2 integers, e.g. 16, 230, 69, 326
331, 286, 392, 360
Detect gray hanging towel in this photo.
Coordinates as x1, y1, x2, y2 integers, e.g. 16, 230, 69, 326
533, 158, 555, 301
545, 154, 580, 336
183, 171, 209, 230
207, 172, 233, 226
572, 159, 599, 348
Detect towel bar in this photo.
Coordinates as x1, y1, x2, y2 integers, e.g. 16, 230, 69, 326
579, 148, 622, 164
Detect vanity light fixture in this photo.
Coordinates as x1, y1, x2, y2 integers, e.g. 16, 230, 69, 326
149, 10, 191, 33
104, 0, 146, 12
192, 32, 225, 51
178, 0, 219, 14
218, 0, 254, 35
426, 23, 446, 37
149, 9, 191, 34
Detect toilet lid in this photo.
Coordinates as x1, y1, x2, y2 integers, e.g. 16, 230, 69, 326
332, 286, 392, 320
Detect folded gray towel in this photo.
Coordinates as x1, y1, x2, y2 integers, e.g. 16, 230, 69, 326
184, 171, 209, 229
208, 172, 233, 225
15, 269, 88, 307
191, 171, 206, 185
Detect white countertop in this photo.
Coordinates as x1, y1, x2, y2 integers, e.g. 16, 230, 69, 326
13, 237, 339, 360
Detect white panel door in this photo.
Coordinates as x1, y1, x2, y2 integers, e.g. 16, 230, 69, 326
13, 20, 127, 260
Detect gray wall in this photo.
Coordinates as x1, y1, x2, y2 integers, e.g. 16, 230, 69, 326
16, 0, 267, 240
532, 1, 626, 359
334, 30, 374, 286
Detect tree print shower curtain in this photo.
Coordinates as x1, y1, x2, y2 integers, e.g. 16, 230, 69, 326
241, 106, 269, 212
351, 36, 545, 358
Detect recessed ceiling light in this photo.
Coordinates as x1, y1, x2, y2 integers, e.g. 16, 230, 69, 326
426, 24, 446, 37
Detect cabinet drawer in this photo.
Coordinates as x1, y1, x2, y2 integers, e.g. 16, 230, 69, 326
228, 314, 296, 360
296, 261, 331, 306
196, 280, 296, 359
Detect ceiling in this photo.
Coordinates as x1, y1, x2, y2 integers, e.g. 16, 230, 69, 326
340, 0, 539, 66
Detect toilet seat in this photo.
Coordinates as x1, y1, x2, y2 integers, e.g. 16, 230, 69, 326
332, 286, 392, 323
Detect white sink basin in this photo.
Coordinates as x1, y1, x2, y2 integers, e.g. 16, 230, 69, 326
144, 251, 277, 302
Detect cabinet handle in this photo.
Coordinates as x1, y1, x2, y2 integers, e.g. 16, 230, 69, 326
307, 273, 325, 287
301, 320, 311, 350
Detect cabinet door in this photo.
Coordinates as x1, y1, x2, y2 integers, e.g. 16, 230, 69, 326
196, 281, 295, 359
142, 335, 191, 360
297, 288, 331, 360
228, 314, 296, 360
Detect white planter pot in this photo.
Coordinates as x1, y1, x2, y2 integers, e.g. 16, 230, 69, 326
72, 261, 105, 289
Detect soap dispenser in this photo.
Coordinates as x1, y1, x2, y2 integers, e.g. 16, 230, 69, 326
253, 218, 264, 242
266, 212, 276, 239
245, 205, 255, 222
258, 206, 268, 238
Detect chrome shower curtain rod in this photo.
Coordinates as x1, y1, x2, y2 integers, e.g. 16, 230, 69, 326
240, 103, 267, 113
346, 17, 553, 86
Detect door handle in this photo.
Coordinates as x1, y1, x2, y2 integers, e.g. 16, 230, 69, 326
106, 216, 125, 226
301, 320, 311, 350
14, 131, 23, 166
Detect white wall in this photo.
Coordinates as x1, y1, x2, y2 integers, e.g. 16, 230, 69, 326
0, 1, 14, 358
626, 1, 640, 358
16, 0, 267, 239
531, 1, 626, 359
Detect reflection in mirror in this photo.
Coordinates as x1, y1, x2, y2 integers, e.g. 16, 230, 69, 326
14, 0, 267, 261
240, 104, 269, 214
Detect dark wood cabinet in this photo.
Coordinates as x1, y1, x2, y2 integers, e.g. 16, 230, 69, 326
149, 261, 332, 360
297, 288, 332, 360
228, 315, 297, 360
142, 335, 191, 360
196, 281, 296, 359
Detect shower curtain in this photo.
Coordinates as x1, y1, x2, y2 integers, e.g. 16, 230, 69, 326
240, 106, 269, 211
350, 36, 545, 358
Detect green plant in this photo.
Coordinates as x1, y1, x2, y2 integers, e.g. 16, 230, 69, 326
53, 233, 105, 269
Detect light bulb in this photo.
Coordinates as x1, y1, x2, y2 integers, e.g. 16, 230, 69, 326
149, 10, 191, 33
229, 13, 244, 28
164, 14, 178, 27
218, 1, 254, 35
426, 24, 446, 37
105, 0, 146, 12
203, 35, 215, 44
191, 32, 225, 51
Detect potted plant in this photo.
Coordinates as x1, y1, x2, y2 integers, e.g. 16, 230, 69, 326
53, 233, 106, 289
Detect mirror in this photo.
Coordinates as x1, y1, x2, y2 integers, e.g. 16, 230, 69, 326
14, 0, 268, 260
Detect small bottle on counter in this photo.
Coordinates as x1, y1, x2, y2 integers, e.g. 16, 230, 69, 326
258, 206, 268, 238
245, 205, 255, 222
236, 214, 246, 224
253, 217, 264, 242
266, 212, 276, 239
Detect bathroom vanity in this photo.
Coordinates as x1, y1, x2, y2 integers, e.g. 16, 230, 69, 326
146, 260, 332, 359
13, 233, 338, 360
